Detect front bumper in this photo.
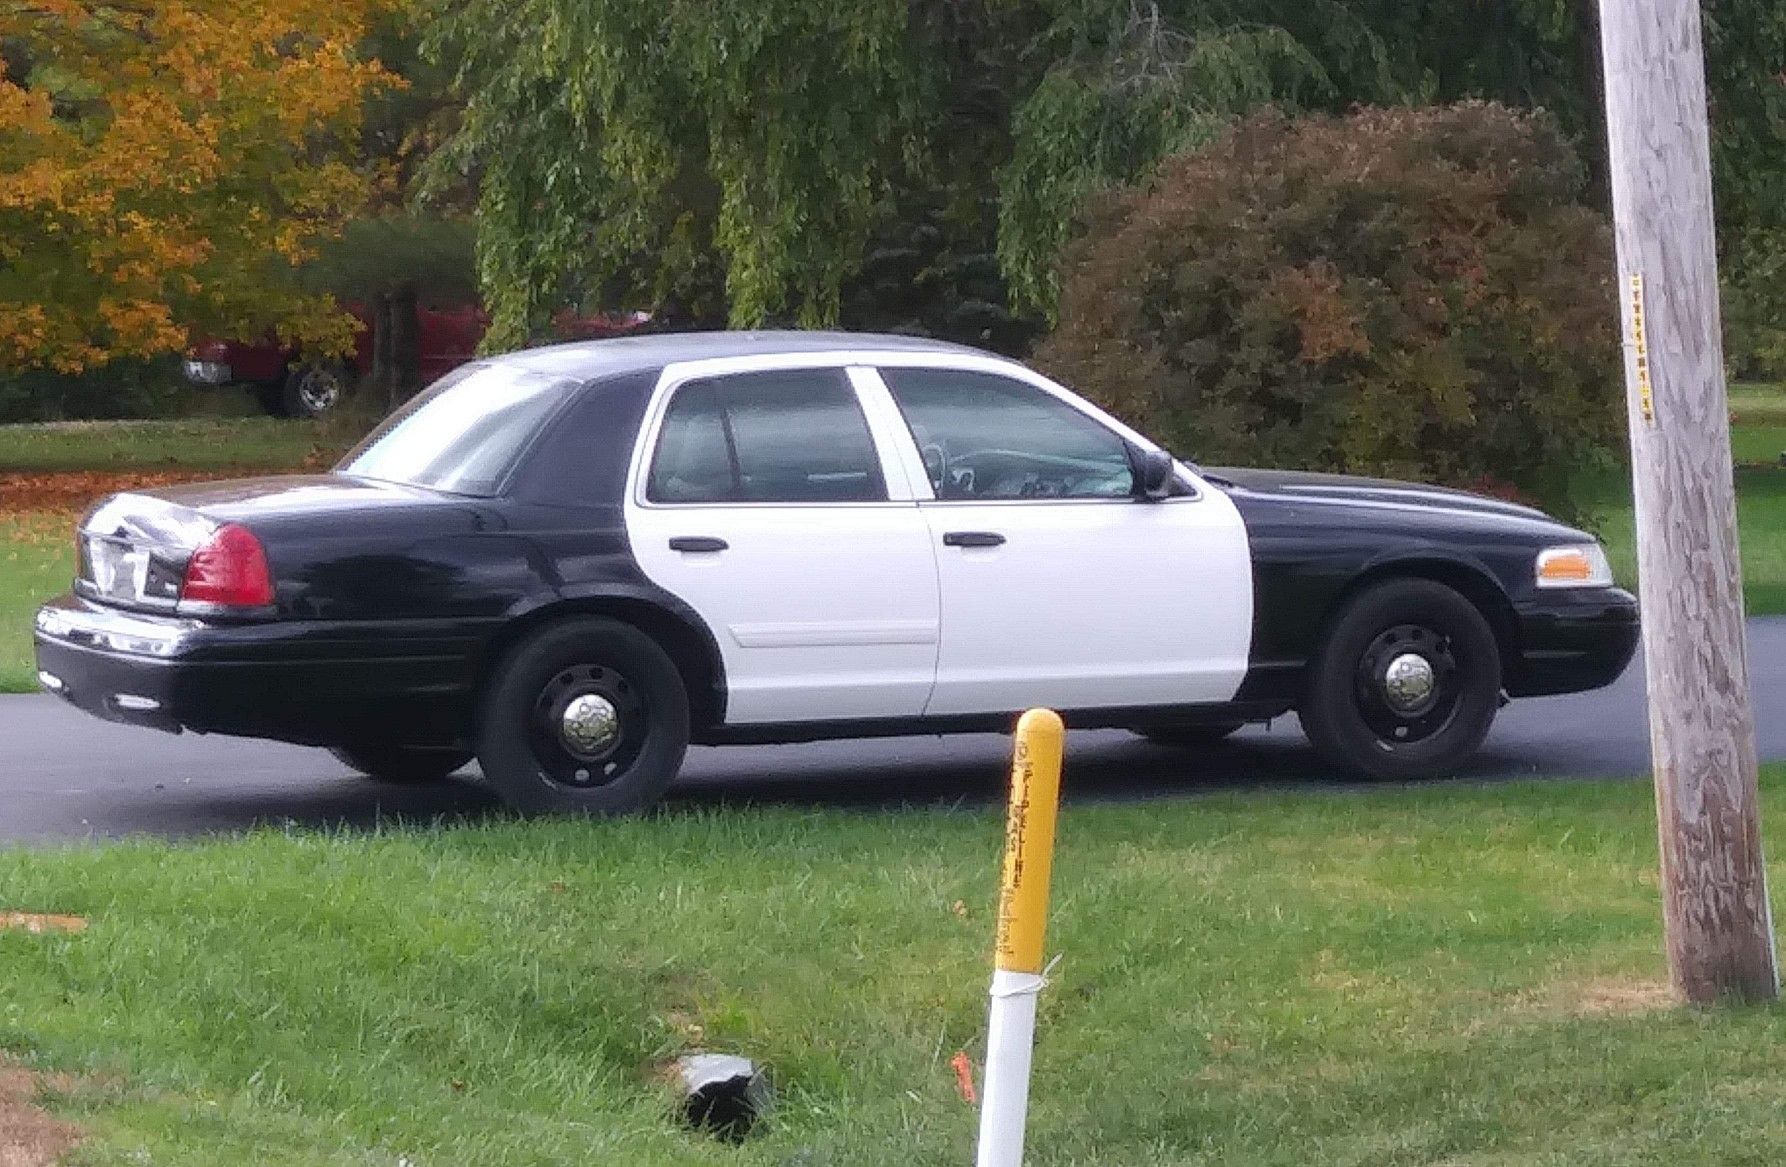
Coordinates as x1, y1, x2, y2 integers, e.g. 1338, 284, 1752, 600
1506, 586, 1640, 697
33, 594, 479, 747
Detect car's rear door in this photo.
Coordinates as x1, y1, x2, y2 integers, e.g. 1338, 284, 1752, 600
623, 363, 940, 723
865, 362, 1254, 716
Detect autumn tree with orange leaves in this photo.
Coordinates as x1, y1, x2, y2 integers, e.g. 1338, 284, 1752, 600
0, 0, 397, 374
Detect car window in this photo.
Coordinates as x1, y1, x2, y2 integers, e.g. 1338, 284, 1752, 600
337, 364, 574, 496
880, 367, 1135, 500
648, 369, 886, 504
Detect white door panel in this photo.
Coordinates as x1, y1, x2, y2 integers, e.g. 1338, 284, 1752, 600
920, 494, 1253, 715
628, 504, 939, 722
623, 363, 943, 724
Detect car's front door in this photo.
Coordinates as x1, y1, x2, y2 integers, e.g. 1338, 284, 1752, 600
869, 363, 1254, 716
624, 364, 940, 724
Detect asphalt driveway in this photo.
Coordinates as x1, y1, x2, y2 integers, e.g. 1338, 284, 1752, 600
2, 618, 1783, 844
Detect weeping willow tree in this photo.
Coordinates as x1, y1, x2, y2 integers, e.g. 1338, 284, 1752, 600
995, 5, 1349, 318
420, 0, 1397, 344
420, 0, 1786, 350
420, 0, 931, 347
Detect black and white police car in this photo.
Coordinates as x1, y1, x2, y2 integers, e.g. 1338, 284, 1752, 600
35, 331, 1638, 813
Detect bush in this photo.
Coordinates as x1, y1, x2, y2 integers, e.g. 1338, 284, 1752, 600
1036, 103, 1624, 517
0, 359, 191, 424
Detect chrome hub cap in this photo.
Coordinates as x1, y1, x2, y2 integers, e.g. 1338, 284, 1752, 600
1381, 652, 1437, 713
531, 663, 645, 788
559, 693, 621, 757
1354, 623, 1460, 747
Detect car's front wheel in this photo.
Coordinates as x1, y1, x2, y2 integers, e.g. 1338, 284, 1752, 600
1299, 578, 1501, 780
330, 744, 473, 783
475, 617, 690, 815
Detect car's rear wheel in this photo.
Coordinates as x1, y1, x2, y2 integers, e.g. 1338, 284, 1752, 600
1135, 723, 1245, 747
330, 744, 473, 783
1299, 578, 1501, 780
476, 617, 690, 815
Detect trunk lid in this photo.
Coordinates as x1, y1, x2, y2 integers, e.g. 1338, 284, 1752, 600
75, 474, 463, 613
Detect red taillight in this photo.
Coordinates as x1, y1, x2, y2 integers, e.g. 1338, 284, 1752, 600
180, 524, 274, 608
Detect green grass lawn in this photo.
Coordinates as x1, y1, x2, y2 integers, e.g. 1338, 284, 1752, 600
1588, 383, 1786, 615
0, 417, 350, 473
4, 769, 1786, 1164
0, 513, 74, 693
1594, 467, 1786, 616
1730, 382, 1786, 467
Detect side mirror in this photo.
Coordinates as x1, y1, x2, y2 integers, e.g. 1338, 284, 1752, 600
1135, 448, 1175, 501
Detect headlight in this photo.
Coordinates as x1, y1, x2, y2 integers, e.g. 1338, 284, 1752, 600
1535, 544, 1615, 589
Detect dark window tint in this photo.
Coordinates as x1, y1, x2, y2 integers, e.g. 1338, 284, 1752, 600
338, 364, 572, 496
880, 367, 1134, 500
648, 369, 885, 503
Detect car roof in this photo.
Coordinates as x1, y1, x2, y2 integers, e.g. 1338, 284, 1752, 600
489, 329, 988, 382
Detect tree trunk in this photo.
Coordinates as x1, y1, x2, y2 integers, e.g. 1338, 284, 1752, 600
1577, 0, 1610, 209
389, 281, 420, 406
371, 292, 396, 408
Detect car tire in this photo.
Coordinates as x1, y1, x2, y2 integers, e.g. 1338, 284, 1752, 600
330, 744, 473, 783
280, 361, 349, 419
475, 617, 690, 816
1299, 578, 1501, 781
1135, 723, 1245, 747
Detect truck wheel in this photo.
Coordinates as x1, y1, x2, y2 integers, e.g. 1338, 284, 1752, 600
476, 617, 690, 816
330, 744, 473, 783
281, 361, 348, 418
1299, 578, 1501, 781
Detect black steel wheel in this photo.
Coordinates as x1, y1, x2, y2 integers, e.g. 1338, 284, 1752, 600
330, 743, 473, 783
1299, 578, 1501, 780
476, 617, 689, 815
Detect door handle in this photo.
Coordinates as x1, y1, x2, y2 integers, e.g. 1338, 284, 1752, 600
669, 536, 729, 553
942, 531, 1005, 548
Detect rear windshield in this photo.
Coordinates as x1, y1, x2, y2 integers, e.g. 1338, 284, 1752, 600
337, 364, 574, 496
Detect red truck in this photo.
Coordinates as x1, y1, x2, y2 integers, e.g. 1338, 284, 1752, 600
184, 303, 651, 417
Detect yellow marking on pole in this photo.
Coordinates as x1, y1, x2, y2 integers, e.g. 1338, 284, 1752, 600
994, 708, 1065, 975
1630, 273, 1655, 425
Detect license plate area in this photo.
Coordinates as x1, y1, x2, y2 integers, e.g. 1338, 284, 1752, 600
83, 536, 184, 607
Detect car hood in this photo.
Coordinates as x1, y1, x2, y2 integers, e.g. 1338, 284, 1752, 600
1205, 466, 1559, 525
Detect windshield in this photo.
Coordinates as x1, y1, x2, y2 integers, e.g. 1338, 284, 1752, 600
337, 364, 574, 495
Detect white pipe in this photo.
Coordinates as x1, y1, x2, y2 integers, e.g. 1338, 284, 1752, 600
975, 969, 1046, 1167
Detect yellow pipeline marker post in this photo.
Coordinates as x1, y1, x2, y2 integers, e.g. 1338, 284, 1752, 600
975, 708, 1065, 1167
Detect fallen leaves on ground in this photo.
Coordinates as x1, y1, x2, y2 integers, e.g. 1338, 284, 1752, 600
0, 913, 88, 935
0, 469, 244, 513
2, 510, 81, 552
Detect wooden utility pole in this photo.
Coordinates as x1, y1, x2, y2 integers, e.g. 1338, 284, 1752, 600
1598, 0, 1778, 1003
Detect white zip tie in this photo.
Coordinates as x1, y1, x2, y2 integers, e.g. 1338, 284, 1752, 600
988, 953, 1063, 998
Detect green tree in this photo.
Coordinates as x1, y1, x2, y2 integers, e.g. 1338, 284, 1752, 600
0, 0, 398, 374
420, 0, 932, 348
422, 0, 1786, 352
